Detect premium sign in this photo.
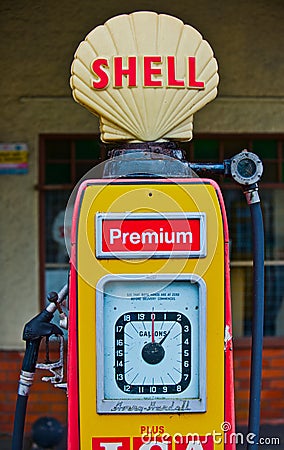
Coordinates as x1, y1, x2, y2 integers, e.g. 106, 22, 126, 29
96, 213, 206, 258
91, 56, 205, 90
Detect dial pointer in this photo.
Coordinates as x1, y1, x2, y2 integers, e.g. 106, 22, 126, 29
158, 321, 176, 345
159, 330, 170, 345
151, 311, 155, 343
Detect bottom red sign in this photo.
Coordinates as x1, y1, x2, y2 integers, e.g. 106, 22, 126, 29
92, 436, 214, 450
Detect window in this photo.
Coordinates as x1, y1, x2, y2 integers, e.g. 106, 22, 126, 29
39, 135, 105, 305
39, 134, 284, 337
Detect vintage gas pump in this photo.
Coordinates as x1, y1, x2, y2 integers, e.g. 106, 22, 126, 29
12, 11, 264, 450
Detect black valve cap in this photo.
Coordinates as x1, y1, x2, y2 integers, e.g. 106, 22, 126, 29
47, 291, 59, 304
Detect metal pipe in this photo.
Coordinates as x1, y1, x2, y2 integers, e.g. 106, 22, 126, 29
188, 161, 231, 176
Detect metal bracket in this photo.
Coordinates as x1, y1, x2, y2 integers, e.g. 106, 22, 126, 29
36, 335, 64, 386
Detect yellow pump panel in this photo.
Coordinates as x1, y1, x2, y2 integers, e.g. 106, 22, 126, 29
70, 179, 227, 450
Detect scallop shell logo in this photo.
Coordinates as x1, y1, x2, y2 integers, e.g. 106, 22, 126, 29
70, 11, 219, 143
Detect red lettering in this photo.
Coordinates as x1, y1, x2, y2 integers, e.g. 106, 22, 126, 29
91, 58, 109, 89
144, 56, 162, 87
114, 56, 137, 88
140, 426, 165, 434
167, 56, 185, 87
91, 56, 206, 90
188, 57, 204, 88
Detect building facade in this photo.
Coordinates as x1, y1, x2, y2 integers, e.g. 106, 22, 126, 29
0, 0, 284, 438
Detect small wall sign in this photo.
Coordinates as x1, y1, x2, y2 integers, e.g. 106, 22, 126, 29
0, 143, 28, 174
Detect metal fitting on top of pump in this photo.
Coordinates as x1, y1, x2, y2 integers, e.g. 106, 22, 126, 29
230, 150, 263, 186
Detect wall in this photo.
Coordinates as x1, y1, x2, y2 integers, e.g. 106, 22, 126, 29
234, 340, 284, 425
1, 0, 283, 349
0, 348, 67, 439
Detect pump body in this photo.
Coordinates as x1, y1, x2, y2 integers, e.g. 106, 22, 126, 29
68, 177, 235, 450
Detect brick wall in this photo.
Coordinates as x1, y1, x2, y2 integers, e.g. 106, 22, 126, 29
1, 339, 284, 439
0, 347, 67, 438
234, 337, 284, 425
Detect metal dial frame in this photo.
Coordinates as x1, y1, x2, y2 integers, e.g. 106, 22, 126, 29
115, 311, 191, 395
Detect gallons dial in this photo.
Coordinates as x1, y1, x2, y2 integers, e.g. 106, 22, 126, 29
114, 311, 191, 395
98, 276, 206, 413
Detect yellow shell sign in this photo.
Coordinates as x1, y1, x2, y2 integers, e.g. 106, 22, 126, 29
70, 11, 219, 142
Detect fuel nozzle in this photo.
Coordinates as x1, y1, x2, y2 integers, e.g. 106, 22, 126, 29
47, 291, 68, 330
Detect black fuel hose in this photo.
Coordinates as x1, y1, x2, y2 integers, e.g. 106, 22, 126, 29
12, 395, 29, 450
12, 310, 61, 450
247, 200, 265, 450
12, 338, 42, 450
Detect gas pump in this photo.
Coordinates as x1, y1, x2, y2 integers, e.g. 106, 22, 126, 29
12, 11, 264, 450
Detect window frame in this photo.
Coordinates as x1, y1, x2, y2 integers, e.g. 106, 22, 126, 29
38, 133, 104, 305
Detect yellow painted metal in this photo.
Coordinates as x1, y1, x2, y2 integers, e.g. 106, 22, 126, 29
76, 180, 225, 449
